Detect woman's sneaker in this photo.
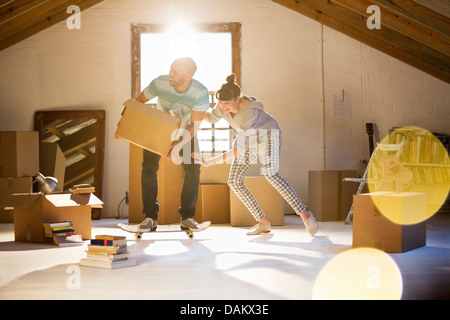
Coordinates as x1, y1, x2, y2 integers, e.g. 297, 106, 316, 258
247, 222, 271, 235
302, 211, 318, 236
138, 217, 157, 232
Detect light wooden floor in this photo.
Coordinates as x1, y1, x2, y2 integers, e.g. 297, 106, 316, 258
0, 213, 449, 300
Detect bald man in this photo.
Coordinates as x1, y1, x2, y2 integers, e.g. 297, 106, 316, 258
134, 57, 210, 233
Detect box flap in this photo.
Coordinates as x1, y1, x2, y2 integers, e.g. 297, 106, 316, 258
123, 99, 181, 127
0, 193, 41, 209
44, 192, 103, 208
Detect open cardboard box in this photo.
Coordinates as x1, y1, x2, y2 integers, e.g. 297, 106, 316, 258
115, 99, 183, 156
2, 192, 103, 243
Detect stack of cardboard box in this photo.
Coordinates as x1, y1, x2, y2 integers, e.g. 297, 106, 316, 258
0, 131, 39, 223
0, 131, 103, 243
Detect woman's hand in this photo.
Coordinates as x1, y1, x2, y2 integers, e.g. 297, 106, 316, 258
192, 152, 213, 167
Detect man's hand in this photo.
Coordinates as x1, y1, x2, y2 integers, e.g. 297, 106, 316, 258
164, 141, 177, 160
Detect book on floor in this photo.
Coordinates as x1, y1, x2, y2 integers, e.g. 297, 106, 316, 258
86, 252, 130, 261
54, 234, 84, 247
87, 244, 127, 254
80, 258, 136, 269
90, 238, 127, 247
81, 234, 135, 269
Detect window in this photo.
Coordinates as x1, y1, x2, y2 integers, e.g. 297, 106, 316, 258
131, 22, 241, 154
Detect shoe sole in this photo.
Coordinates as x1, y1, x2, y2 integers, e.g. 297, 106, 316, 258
246, 230, 271, 235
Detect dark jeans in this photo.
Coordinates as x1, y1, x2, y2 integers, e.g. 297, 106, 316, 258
141, 140, 200, 221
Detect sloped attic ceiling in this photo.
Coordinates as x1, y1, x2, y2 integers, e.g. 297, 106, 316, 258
272, 0, 450, 83
0, 0, 104, 51
1, 0, 448, 83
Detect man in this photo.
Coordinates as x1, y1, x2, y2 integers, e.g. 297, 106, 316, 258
134, 57, 210, 233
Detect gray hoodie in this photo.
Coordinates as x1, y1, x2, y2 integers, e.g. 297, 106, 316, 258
206, 96, 281, 154
207, 96, 280, 133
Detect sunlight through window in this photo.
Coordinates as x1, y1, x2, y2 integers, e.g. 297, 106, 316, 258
140, 22, 234, 153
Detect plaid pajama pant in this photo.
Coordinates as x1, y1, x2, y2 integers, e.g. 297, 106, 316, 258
228, 130, 307, 222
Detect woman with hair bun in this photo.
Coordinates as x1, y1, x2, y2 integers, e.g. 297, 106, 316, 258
193, 74, 318, 236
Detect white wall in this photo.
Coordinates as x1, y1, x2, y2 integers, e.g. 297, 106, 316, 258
0, 0, 449, 216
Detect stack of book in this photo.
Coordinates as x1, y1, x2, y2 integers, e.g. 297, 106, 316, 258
80, 235, 136, 269
43, 221, 84, 246
44, 221, 75, 238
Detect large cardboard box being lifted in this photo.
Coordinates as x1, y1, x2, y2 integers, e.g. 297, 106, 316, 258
115, 99, 182, 156
0, 131, 39, 178
1, 192, 103, 243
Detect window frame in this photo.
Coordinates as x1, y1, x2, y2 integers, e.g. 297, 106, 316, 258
130, 22, 241, 154
130, 22, 241, 99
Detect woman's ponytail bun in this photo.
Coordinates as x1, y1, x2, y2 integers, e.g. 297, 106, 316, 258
226, 74, 236, 84
216, 74, 241, 101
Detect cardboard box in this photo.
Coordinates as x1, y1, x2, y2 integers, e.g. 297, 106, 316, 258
0, 177, 32, 223
40, 142, 66, 191
230, 176, 284, 226
308, 170, 359, 221
309, 170, 339, 221
0, 131, 39, 178
116, 99, 182, 156
128, 144, 184, 225
1, 192, 103, 242
353, 192, 427, 253
200, 163, 232, 184
196, 184, 230, 223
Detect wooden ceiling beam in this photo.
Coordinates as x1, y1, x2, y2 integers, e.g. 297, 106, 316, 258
0, 0, 38, 17
0, 0, 78, 40
0, 0, 103, 51
272, 0, 450, 83
333, 0, 449, 56
370, 0, 450, 36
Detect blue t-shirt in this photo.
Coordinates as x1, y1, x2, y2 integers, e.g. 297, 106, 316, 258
143, 75, 209, 125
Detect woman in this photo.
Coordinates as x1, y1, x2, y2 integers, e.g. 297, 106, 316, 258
193, 74, 318, 236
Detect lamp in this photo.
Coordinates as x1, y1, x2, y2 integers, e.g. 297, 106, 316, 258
34, 173, 58, 194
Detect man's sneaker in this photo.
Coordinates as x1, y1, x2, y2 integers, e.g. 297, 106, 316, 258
180, 218, 211, 232
138, 217, 157, 232
302, 211, 318, 236
246, 222, 271, 235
